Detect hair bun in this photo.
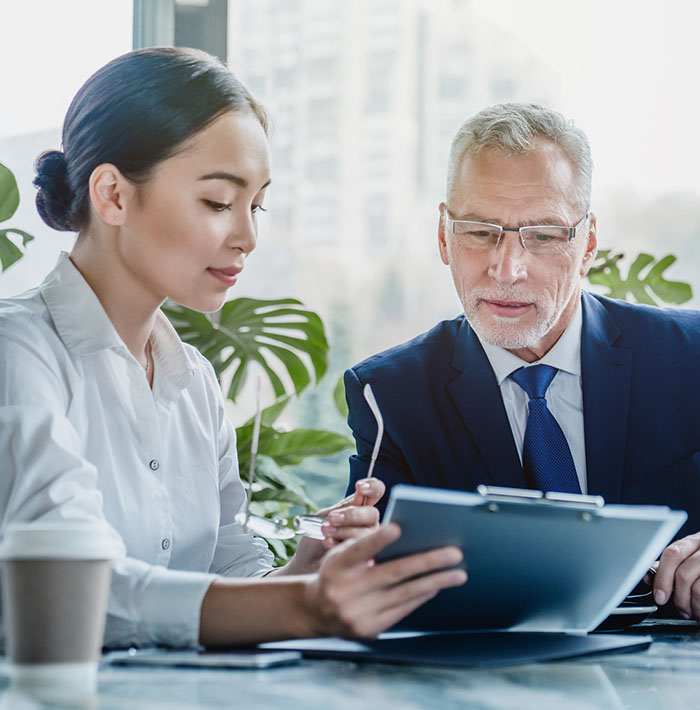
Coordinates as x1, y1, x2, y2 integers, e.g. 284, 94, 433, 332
33, 150, 77, 231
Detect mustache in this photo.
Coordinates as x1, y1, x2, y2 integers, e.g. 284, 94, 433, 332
474, 287, 538, 303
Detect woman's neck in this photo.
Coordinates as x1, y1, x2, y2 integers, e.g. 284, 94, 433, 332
70, 234, 161, 366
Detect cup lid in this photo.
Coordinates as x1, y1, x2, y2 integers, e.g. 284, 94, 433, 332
0, 522, 125, 560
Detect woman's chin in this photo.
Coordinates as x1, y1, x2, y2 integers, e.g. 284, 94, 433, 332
172, 292, 229, 314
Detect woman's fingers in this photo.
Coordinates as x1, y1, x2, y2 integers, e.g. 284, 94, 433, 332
360, 568, 467, 637
324, 522, 402, 571
311, 524, 467, 638
351, 477, 386, 507
324, 504, 380, 535
316, 478, 384, 519
364, 545, 463, 589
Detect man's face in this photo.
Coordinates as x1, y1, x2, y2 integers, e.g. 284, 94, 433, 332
438, 140, 597, 361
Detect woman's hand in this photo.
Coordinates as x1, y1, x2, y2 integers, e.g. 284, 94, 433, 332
320, 477, 385, 547
199, 522, 467, 646
305, 523, 467, 639
280, 478, 385, 576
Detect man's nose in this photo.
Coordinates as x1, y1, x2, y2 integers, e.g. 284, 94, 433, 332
487, 232, 528, 285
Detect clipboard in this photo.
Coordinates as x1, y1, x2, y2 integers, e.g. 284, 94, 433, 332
376, 484, 687, 633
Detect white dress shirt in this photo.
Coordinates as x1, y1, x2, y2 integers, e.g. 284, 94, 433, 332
478, 303, 588, 493
0, 253, 273, 648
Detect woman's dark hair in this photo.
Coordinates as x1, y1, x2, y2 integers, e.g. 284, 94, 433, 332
34, 47, 269, 232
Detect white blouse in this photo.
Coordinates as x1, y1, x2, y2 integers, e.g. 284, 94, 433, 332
0, 253, 273, 648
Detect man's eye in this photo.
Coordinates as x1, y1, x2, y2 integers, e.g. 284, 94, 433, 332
203, 200, 231, 212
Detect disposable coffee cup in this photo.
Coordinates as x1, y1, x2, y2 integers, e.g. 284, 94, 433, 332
0, 522, 122, 694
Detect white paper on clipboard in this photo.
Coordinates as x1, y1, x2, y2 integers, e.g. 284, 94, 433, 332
377, 484, 687, 634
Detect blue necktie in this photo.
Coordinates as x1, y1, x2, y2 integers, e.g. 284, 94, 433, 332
509, 365, 581, 494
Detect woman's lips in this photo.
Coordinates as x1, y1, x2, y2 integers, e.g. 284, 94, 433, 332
482, 299, 533, 317
207, 267, 242, 287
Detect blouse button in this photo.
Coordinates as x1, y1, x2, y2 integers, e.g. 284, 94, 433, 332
149, 459, 160, 471
161, 538, 170, 550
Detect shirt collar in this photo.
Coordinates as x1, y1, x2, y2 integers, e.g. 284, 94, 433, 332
478, 298, 583, 385
40, 252, 193, 391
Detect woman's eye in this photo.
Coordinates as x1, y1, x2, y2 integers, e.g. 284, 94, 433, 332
252, 205, 267, 214
203, 200, 231, 212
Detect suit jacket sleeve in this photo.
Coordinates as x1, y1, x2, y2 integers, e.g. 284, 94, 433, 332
344, 367, 413, 517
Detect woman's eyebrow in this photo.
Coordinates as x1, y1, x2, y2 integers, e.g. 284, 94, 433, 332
198, 172, 271, 190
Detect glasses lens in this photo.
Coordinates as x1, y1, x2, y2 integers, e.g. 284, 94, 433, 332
521, 227, 570, 254
451, 221, 501, 250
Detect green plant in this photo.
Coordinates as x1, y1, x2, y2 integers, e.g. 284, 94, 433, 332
164, 300, 353, 564
587, 249, 692, 306
0, 162, 34, 272
163, 298, 328, 400
236, 396, 352, 562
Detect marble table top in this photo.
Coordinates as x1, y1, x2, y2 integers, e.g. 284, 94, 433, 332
1, 621, 698, 710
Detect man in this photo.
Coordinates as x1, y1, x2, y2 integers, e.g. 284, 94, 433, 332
345, 103, 700, 620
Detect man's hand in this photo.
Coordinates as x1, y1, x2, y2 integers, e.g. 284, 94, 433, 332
653, 531, 700, 620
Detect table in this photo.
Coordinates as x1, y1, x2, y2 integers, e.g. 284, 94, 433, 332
1, 621, 698, 710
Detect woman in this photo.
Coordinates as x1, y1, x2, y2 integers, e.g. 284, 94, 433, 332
0, 47, 465, 648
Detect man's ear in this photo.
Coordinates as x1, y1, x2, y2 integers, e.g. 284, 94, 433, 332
438, 202, 450, 265
88, 163, 133, 227
579, 211, 598, 277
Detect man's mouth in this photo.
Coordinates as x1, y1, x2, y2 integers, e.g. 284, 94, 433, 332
481, 299, 533, 317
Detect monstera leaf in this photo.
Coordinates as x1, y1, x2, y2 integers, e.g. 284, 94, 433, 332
332, 374, 349, 418
234, 397, 353, 564
0, 162, 34, 272
587, 250, 692, 306
163, 297, 329, 401
236, 397, 352, 476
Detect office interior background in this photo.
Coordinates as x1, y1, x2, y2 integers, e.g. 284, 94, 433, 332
1, 0, 698, 503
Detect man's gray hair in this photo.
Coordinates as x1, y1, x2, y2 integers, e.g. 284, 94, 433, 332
446, 102, 593, 212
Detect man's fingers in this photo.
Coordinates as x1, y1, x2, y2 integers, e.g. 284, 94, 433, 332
691, 578, 700, 622
668, 551, 700, 618
654, 533, 700, 607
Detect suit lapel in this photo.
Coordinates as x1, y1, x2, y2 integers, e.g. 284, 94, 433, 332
581, 292, 632, 502
446, 319, 526, 488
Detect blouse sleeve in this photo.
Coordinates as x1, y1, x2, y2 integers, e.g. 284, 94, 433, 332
199, 355, 275, 579
0, 315, 218, 649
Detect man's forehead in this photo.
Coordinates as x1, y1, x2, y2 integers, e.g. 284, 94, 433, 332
451, 142, 580, 218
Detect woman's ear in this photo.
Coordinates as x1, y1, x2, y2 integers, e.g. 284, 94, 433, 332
88, 163, 133, 227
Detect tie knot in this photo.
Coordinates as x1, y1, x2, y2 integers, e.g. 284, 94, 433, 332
510, 364, 558, 400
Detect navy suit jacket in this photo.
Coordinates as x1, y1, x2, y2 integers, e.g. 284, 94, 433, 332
345, 292, 700, 538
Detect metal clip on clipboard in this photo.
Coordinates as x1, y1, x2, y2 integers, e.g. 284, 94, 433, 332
476, 485, 605, 519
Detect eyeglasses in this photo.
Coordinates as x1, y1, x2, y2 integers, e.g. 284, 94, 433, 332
234, 378, 384, 540
444, 211, 589, 255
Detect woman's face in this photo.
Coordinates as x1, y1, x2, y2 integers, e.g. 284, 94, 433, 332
117, 110, 271, 313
